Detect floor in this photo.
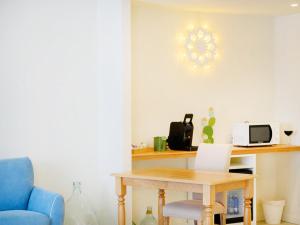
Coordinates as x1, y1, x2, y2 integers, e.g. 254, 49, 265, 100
258, 222, 296, 225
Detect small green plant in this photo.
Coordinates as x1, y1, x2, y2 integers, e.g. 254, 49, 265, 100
201, 107, 216, 144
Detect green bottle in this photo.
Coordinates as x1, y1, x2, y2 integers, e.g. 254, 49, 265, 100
140, 207, 157, 225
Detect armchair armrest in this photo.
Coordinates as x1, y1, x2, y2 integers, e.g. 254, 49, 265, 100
28, 187, 64, 225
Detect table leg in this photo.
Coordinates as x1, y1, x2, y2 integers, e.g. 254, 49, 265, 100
203, 185, 215, 225
164, 217, 170, 225
158, 189, 165, 225
116, 177, 127, 225
244, 179, 254, 225
220, 192, 228, 225
244, 198, 252, 225
204, 206, 213, 225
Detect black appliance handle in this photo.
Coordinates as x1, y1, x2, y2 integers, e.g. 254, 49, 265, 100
267, 124, 273, 142
184, 114, 193, 124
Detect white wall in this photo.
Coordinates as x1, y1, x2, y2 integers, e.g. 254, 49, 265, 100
0, 0, 131, 224
274, 13, 300, 224
132, 2, 275, 147
132, 2, 276, 224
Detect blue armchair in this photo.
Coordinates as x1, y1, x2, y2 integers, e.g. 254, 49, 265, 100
0, 157, 64, 225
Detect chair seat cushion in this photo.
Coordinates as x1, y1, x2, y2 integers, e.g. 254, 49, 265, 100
0, 210, 50, 225
163, 200, 225, 220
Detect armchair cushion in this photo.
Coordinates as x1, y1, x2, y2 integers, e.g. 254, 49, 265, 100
0, 210, 50, 225
0, 157, 33, 211
0, 157, 64, 225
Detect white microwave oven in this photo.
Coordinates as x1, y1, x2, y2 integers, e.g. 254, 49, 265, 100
232, 122, 280, 146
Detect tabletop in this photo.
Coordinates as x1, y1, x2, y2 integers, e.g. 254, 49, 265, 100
112, 167, 254, 185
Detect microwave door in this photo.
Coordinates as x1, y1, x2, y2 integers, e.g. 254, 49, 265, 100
249, 125, 272, 144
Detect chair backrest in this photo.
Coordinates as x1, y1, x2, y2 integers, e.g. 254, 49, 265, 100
0, 157, 34, 211
194, 144, 233, 172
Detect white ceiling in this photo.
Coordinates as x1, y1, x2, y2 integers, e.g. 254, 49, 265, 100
137, 0, 300, 15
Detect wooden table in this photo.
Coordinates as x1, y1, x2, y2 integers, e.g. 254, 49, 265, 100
112, 168, 254, 225
132, 145, 300, 161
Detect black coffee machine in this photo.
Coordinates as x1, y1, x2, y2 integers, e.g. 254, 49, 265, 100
168, 114, 195, 151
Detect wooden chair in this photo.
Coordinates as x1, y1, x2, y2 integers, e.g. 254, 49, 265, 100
163, 144, 233, 225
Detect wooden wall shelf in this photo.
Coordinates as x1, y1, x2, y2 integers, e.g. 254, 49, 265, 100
132, 144, 300, 161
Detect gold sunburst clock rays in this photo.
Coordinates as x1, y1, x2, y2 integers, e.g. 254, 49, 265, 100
179, 25, 219, 70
